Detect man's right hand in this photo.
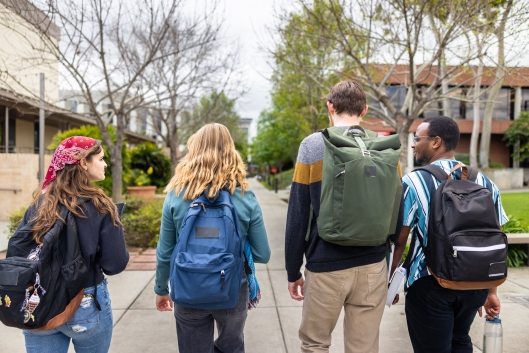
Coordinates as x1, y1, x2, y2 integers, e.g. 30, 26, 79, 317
288, 277, 305, 301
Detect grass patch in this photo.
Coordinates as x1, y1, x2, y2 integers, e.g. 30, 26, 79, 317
501, 193, 529, 226
259, 169, 295, 190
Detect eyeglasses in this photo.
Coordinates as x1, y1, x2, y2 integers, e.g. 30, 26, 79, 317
413, 135, 434, 143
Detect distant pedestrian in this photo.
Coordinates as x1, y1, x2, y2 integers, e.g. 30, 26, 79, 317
285, 80, 403, 353
390, 116, 506, 353
21, 136, 129, 353
154, 123, 271, 353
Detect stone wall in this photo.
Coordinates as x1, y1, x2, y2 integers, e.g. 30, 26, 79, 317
0, 153, 52, 220
480, 168, 524, 190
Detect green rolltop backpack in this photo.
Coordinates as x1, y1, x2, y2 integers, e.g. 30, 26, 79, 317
318, 125, 402, 246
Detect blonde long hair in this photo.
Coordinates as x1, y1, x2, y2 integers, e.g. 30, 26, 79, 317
165, 123, 249, 200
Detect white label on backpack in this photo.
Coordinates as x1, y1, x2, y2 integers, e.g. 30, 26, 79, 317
452, 244, 506, 257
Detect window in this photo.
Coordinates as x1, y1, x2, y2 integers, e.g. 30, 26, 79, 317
34, 122, 39, 154
492, 88, 510, 121
421, 100, 443, 119
367, 86, 408, 118
386, 86, 407, 112
450, 87, 512, 121
521, 88, 529, 113
69, 100, 78, 112
140, 109, 147, 133
447, 88, 466, 120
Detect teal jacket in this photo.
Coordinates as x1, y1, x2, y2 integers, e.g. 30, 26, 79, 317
154, 187, 271, 296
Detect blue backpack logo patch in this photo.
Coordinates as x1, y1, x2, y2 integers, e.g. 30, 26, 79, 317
169, 190, 243, 309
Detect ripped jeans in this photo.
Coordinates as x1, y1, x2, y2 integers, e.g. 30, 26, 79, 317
23, 279, 113, 353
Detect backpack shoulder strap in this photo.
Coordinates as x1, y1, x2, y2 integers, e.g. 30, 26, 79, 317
414, 164, 449, 182
467, 167, 479, 181
449, 164, 479, 182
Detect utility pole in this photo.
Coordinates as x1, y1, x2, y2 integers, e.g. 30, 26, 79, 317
39, 73, 45, 183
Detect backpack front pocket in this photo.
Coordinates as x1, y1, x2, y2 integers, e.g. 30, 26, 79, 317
172, 252, 236, 305
449, 231, 507, 282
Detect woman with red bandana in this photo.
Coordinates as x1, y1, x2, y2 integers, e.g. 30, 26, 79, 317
18, 136, 129, 353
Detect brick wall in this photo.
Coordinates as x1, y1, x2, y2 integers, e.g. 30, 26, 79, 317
0, 153, 52, 220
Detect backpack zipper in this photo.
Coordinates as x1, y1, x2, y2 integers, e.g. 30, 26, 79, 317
453, 244, 506, 257
220, 270, 226, 290
190, 203, 232, 212
335, 170, 345, 178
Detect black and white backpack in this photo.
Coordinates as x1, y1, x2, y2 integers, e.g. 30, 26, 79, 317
417, 164, 507, 290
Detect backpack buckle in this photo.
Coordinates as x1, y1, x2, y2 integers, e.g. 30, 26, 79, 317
362, 150, 371, 157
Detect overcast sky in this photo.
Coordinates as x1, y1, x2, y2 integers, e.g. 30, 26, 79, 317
218, 0, 291, 138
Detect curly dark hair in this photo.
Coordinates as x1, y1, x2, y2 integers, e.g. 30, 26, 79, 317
423, 116, 460, 151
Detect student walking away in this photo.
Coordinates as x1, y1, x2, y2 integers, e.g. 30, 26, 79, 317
3, 136, 129, 353
285, 80, 404, 353
154, 123, 271, 353
390, 116, 507, 353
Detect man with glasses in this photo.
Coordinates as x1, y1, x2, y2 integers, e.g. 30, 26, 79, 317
390, 116, 506, 353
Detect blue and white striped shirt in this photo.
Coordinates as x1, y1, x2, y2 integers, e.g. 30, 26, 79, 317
402, 159, 508, 293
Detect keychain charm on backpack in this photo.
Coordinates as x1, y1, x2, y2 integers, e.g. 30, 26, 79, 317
28, 290, 40, 314
4, 295, 11, 307
21, 289, 39, 323
27, 246, 42, 261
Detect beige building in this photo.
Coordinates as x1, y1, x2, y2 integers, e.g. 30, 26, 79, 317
0, 0, 59, 103
0, 1, 152, 221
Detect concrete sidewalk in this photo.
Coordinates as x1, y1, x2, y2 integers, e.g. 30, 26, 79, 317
1, 178, 529, 352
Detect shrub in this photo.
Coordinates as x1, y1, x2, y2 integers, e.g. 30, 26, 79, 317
8, 207, 27, 238
128, 142, 171, 188
122, 198, 164, 248
503, 216, 529, 267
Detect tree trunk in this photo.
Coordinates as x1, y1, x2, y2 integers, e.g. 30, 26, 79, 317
169, 137, 178, 169
441, 58, 451, 117
395, 113, 409, 172
479, 0, 512, 168
110, 144, 123, 202
470, 63, 483, 168
109, 112, 126, 202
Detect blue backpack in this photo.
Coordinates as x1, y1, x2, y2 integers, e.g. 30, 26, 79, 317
169, 190, 244, 309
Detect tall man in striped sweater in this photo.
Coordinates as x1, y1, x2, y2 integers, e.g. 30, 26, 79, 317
285, 80, 402, 353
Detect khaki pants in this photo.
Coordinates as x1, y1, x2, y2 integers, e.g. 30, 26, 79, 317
299, 259, 388, 353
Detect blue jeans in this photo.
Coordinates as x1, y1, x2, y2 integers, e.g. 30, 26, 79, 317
174, 282, 249, 353
23, 279, 113, 353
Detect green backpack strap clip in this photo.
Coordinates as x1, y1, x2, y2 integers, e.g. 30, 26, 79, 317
342, 125, 371, 158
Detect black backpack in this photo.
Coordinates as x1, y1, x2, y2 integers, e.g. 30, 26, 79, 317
0, 205, 90, 330
416, 164, 508, 290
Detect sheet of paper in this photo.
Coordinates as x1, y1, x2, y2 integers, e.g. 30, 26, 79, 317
386, 266, 406, 308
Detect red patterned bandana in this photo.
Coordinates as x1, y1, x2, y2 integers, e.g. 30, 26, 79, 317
42, 136, 96, 193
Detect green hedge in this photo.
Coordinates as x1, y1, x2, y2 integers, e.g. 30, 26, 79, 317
503, 216, 529, 267
121, 197, 164, 248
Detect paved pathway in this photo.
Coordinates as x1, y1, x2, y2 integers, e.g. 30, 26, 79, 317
1, 178, 529, 352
